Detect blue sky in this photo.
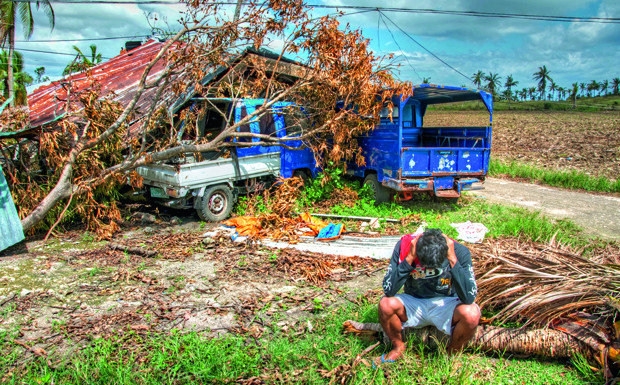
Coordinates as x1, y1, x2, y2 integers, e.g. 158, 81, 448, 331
18, 0, 620, 94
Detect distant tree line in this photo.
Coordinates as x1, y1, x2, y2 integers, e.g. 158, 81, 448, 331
471, 66, 620, 106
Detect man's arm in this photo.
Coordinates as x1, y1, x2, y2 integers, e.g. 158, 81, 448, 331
382, 240, 415, 297
443, 235, 477, 304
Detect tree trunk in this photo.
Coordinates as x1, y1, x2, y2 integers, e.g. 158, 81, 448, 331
8, 27, 15, 107
343, 321, 591, 359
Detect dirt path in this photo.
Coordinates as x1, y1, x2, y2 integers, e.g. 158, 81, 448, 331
469, 178, 620, 242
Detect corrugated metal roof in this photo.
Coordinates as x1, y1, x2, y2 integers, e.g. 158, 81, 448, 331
0, 165, 24, 251
27, 39, 176, 128
26, 43, 306, 133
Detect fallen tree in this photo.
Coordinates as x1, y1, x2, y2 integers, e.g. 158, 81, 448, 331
0, 0, 409, 237
343, 320, 590, 359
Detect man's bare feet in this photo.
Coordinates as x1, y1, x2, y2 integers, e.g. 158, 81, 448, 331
373, 344, 405, 367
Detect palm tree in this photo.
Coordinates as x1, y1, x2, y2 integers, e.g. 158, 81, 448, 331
532, 65, 552, 100
472, 70, 485, 89
484, 72, 501, 96
63, 44, 103, 75
587, 80, 599, 97
0, 0, 54, 107
528, 87, 536, 101
612, 78, 620, 95
0, 50, 32, 105
557, 86, 564, 101
571, 83, 579, 109
548, 81, 557, 101
601, 80, 609, 96
503, 74, 518, 107
580, 82, 586, 97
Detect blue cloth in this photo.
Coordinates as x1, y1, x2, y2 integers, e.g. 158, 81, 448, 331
316, 223, 343, 240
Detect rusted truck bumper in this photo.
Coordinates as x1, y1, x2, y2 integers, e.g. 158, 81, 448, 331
383, 176, 485, 201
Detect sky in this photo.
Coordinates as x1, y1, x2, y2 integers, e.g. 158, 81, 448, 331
17, 0, 620, 94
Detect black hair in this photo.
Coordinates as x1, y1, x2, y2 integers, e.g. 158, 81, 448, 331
416, 228, 447, 268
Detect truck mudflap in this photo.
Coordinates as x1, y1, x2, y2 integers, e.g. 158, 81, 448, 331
383, 176, 484, 201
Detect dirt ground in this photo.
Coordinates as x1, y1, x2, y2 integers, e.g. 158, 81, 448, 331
0, 216, 386, 362
470, 178, 620, 242
425, 110, 620, 180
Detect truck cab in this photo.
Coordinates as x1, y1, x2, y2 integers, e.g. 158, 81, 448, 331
137, 98, 316, 221
348, 84, 493, 202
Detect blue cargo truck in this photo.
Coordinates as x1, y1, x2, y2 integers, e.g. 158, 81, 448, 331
137, 99, 317, 221
348, 84, 493, 202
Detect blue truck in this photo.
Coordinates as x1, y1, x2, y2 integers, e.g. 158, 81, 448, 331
348, 84, 493, 202
136, 98, 317, 221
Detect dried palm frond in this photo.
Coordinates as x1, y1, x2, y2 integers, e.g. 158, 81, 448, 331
473, 237, 620, 327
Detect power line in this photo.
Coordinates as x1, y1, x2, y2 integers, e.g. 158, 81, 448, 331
6, 1, 620, 24
15, 47, 113, 60
316, 5, 620, 24
377, 11, 423, 83
15, 35, 149, 43
378, 11, 472, 83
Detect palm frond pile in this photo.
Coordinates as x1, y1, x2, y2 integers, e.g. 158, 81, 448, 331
474, 237, 620, 327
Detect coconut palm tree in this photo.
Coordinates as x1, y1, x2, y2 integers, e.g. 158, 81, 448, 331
571, 82, 579, 108
588, 80, 600, 97
548, 81, 557, 101
580, 82, 586, 97
0, 50, 32, 105
472, 70, 485, 89
601, 80, 609, 96
63, 44, 103, 75
0, 0, 54, 107
503, 74, 518, 107
533, 65, 552, 100
484, 72, 501, 96
612, 78, 620, 95
528, 87, 536, 101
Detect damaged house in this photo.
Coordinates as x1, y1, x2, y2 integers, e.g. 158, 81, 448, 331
0, 38, 314, 237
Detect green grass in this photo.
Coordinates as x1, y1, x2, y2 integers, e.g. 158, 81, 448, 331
490, 159, 620, 193
326, 194, 586, 248
0, 300, 598, 384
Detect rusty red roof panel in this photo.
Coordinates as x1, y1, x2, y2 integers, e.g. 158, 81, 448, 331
27, 39, 176, 128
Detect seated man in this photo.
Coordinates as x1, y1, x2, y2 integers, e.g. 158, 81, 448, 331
378, 228, 480, 363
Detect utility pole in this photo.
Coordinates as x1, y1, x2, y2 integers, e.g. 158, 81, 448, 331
233, 0, 243, 22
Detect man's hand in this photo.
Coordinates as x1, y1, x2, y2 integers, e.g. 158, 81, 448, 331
443, 234, 458, 267
405, 235, 420, 266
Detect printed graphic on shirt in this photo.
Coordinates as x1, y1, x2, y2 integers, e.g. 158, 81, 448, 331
410, 266, 444, 280
467, 265, 478, 298
383, 264, 393, 292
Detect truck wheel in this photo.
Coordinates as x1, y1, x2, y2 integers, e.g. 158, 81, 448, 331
197, 185, 233, 222
364, 174, 391, 204
293, 169, 311, 187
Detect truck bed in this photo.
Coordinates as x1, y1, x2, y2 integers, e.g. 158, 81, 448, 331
401, 147, 488, 176
137, 152, 281, 191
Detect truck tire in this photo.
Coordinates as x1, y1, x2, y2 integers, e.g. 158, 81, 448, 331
293, 169, 311, 187
364, 174, 391, 204
197, 185, 233, 222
